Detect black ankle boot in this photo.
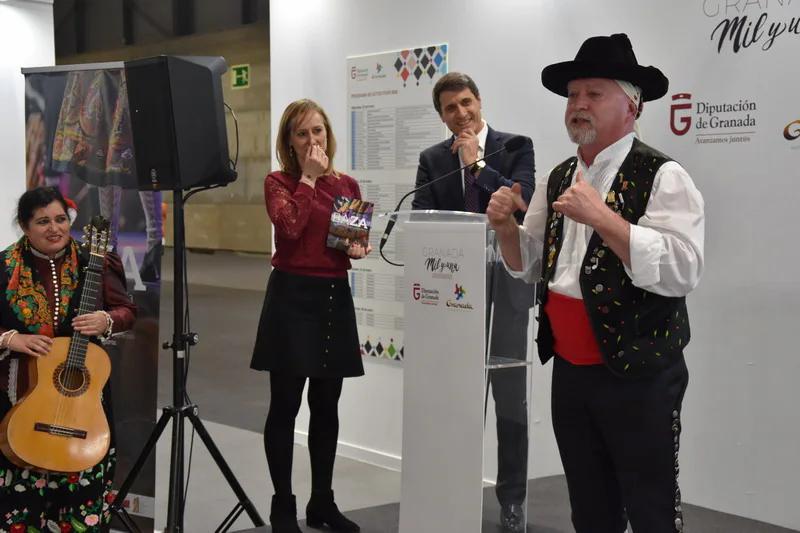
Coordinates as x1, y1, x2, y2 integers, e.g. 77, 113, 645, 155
269, 494, 302, 533
306, 489, 360, 532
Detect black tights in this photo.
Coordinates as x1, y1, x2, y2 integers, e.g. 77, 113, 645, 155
264, 373, 344, 497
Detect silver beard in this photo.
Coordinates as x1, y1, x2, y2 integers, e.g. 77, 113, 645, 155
566, 111, 597, 145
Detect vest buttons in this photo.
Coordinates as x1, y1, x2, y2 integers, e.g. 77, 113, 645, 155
595, 284, 604, 292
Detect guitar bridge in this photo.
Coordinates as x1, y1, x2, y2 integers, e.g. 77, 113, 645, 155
34, 422, 88, 439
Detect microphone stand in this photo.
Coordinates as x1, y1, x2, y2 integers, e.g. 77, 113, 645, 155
378, 144, 511, 267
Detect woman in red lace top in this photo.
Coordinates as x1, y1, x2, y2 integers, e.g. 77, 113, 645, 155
250, 99, 370, 533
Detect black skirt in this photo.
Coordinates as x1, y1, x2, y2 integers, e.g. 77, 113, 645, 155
250, 270, 365, 378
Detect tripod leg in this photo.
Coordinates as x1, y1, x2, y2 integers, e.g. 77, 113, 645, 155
114, 506, 143, 533
484, 374, 491, 425
215, 506, 245, 533
177, 406, 187, 529
112, 408, 175, 531
186, 410, 266, 530
165, 408, 186, 533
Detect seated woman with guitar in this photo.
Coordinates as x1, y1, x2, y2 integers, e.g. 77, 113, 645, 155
0, 186, 137, 533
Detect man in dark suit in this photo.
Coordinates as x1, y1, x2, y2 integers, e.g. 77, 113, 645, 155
412, 72, 536, 533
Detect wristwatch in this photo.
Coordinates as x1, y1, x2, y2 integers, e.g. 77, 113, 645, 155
470, 159, 486, 176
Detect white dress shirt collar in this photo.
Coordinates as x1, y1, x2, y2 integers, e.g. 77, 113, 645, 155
577, 132, 635, 175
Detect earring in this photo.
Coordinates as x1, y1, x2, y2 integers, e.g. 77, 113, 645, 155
289, 146, 295, 157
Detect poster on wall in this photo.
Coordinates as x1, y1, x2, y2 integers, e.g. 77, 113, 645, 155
346, 44, 449, 362
24, 67, 160, 533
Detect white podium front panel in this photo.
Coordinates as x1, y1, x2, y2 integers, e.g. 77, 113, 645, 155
399, 220, 487, 533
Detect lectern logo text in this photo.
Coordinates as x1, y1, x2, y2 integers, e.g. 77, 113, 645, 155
422, 246, 463, 279
411, 283, 440, 306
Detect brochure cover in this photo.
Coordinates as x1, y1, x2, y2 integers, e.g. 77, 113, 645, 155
326, 196, 374, 251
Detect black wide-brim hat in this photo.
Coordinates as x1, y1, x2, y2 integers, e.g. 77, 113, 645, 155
541, 33, 668, 102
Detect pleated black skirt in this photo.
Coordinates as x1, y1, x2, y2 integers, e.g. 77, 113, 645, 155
250, 269, 365, 378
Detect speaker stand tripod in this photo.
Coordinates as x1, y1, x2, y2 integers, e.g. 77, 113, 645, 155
110, 190, 265, 533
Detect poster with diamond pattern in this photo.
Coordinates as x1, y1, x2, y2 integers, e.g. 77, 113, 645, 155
346, 44, 449, 362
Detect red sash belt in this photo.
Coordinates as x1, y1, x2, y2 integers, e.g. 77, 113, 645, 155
544, 291, 604, 365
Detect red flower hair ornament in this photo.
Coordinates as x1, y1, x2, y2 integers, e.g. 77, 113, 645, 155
64, 198, 78, 225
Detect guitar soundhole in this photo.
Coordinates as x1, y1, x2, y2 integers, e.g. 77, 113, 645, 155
52, 363, 91, 398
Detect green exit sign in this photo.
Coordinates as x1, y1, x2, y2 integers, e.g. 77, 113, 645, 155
231, 64, 250, 89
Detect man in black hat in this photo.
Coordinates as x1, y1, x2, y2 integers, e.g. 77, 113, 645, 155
485, 34, 705, 532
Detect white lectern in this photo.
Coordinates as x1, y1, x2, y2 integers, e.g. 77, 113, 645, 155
384, 210, 536, 533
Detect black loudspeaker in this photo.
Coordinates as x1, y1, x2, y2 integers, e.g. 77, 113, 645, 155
124, 55, 237, 191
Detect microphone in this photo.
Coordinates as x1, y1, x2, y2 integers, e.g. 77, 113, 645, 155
378, 135, 527, 266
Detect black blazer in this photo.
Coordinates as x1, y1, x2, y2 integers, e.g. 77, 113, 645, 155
411, 126, 535, 221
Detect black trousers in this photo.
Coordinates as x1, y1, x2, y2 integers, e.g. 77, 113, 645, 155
263, 372, 344, 497
489, 365, 528, 506
487, 265, 533, 506
551, 355, 689, 533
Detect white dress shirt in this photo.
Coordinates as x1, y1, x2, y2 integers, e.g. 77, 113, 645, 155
502, 133, 705, 299
457, 119, 489, 195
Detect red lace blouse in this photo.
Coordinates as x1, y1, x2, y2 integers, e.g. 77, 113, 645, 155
266, 171, 363, 278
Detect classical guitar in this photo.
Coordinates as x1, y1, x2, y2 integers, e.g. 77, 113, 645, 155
0, 216, 113, 473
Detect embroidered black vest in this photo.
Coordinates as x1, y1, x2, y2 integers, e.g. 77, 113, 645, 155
537, 139, 691, 378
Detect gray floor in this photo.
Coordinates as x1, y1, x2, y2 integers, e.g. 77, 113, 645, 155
156, 281, 269, 434
238, 475, 798, 533
149, 250, 402, 532
143, 249, 798, 533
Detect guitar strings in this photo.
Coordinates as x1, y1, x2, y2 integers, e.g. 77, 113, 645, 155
53, 226, 105, 436
55, 259, 96, 432
54, 264, 87, 433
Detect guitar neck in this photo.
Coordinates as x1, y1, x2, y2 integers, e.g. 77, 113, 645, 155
68, 253, 105, 369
